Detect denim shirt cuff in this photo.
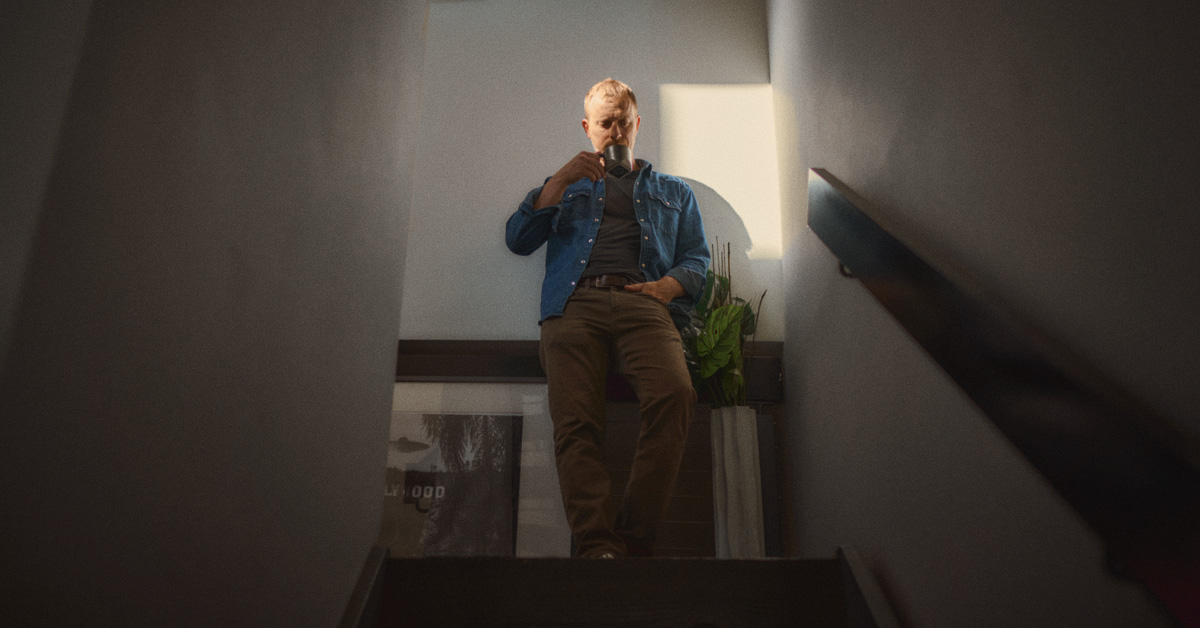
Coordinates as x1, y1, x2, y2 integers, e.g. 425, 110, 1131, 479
520, 202, 560, 216
665, 266, 704, 303
521, 185, 562, 215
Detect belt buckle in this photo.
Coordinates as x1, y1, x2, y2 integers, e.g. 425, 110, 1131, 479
580, 274, 624, 290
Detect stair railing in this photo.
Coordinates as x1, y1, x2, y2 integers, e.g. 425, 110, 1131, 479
807, 168, 1200, 628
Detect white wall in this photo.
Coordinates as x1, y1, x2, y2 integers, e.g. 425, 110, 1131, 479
769, 0, 1194, 626
0, 2, 428, 625
398, 0, 783, 340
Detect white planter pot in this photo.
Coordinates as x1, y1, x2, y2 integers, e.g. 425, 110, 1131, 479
710, 405, 765, 558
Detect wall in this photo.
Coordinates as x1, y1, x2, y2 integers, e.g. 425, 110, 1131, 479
0, 1, 428, 626
397, 0, 783, 341
768, 0, 1195, 626
0, 0, 94, 373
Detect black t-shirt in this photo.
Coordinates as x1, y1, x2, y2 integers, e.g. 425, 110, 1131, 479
580, 170, 646, 282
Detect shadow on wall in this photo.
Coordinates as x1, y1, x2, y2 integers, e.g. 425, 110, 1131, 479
687, 176, 749, 269
685, 177, 779, 329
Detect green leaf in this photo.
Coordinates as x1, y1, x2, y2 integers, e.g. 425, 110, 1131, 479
740, 303, 757, 336
698, 304, 743, 379
695, 270, 716, 319
721, 365, 742, 405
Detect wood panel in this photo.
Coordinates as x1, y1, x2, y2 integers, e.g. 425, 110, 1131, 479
397, 340, 784, 403
603, 402, 715, 557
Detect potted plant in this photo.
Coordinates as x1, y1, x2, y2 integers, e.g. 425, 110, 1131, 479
681, 239, 767, 559
681, 240, 766, 407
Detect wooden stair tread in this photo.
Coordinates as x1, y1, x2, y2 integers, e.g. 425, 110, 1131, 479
379, 557, 846, 628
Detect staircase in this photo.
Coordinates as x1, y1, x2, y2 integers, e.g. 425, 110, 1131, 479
346, 548, 896, 628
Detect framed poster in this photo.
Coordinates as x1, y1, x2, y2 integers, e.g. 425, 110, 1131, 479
379, 412, 522, 557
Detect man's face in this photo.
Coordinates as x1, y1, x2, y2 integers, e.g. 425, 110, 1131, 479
582, 96, 640, 152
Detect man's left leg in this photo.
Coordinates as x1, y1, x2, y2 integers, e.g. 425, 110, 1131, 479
610, 290, 696, 556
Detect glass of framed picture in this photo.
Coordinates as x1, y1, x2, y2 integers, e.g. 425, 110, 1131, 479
381, 383, 570, 557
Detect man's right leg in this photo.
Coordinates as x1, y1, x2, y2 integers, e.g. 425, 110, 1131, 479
539, 289, 622, 557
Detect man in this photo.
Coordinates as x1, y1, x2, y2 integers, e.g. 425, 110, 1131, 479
506, 78, 709, 558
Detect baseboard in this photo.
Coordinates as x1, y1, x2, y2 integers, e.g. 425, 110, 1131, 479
340, 545, 388, 628
839, 546, 902, 628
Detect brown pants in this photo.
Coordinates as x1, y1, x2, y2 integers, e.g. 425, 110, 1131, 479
540, 286, 696, 557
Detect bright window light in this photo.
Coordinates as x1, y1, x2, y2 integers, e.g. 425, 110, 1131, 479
660, 84, 783, 260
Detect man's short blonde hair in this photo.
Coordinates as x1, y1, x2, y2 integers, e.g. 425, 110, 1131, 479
584, 78, 638, 115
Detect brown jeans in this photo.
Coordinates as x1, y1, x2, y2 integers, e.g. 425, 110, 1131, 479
540, 286, 696, 557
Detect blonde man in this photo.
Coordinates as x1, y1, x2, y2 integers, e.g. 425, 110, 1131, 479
506, 78, 709, 558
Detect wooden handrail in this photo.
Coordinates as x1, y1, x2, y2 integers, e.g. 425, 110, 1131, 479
808, 167, 1200, 627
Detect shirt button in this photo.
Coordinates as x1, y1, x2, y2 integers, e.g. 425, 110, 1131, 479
571, 281, 576, 286
599, 197, 603, 201
594, 218, 599, 222
580, 260, 586, 264
644, 236, 649, 240
588, 238, 593, 242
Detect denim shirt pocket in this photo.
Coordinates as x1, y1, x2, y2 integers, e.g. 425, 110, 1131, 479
644, 189, 682, 241
552, 187, 593, 235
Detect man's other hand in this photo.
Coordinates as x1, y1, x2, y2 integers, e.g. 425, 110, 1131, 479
624, 276, 684, 304
534, 151, 606, 211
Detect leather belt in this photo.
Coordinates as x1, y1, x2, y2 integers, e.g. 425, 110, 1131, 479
577, 274, 634, 289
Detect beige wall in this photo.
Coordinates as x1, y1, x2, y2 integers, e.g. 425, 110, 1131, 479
0, 2, 428, 625
768, 0, 1194, 626
397, 0, 783, 340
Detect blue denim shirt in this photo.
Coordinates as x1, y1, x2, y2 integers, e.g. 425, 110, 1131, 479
506, 160, 709, 326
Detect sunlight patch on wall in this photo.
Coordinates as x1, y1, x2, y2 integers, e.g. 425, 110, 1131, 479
660, 84, 783, 260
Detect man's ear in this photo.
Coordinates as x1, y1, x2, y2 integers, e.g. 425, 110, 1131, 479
581, 118, 589, 134
635, 115, 641, 132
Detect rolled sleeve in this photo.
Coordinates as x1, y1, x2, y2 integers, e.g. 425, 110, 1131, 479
666, 266, 704, 302
505, 184, 560, 255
